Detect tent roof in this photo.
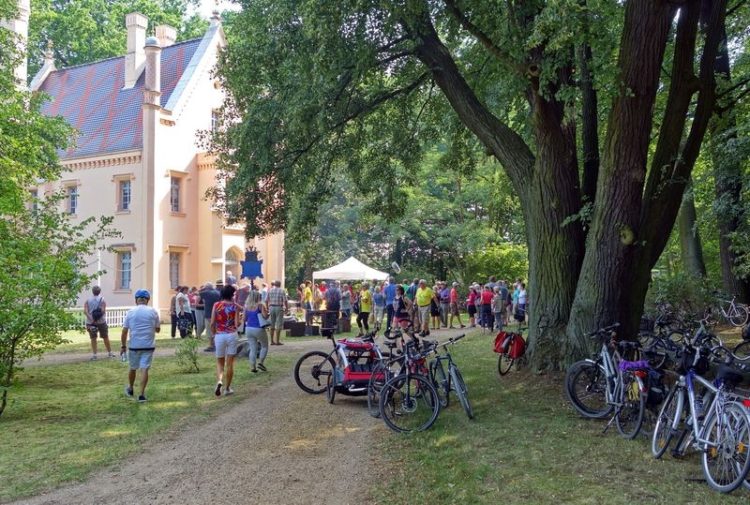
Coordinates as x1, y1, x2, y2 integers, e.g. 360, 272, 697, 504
312, 256, 388, 281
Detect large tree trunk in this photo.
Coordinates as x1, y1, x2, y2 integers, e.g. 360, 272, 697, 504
411, 17, 584, 368
678, 179, 707, 277
567, 0, 677, 350
710, 25, 750, 302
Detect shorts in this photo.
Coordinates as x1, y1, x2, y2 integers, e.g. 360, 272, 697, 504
215, 332, 238, 358
268, 306, 284, 330
87, 322, 109, 339
128, 349, 154, 370
467, 304, 477, 317
418, 305, 431, 323
450, 302, 460, 316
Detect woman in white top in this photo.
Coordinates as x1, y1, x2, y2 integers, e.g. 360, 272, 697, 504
175, 286, 192, 338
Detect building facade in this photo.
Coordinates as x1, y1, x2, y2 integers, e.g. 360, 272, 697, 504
8, 5, 284, 315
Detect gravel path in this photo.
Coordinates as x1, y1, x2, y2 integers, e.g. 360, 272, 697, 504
14, 327, 472, 505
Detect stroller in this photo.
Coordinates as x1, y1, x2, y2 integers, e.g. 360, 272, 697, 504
326, 335, 387, 404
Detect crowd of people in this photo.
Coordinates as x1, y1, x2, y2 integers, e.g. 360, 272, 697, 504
294, 276, 528, 338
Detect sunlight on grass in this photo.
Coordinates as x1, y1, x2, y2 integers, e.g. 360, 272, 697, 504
0, 351, 297, 502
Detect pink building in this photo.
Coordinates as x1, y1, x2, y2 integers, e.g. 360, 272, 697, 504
12, 5, 284, 315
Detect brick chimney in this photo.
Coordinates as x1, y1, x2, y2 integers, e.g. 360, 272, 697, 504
124, 12, 147, 88
155, 25, 177, 48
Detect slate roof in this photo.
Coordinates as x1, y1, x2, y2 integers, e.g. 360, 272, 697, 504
38, 38, 201, 159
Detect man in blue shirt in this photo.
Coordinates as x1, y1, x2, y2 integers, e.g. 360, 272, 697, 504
384, 276, 397, 331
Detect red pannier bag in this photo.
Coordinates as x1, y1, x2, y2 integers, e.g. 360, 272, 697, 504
493, 332, 509, 353
508, 334, 526, 359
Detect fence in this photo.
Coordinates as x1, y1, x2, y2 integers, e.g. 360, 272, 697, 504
69, 306, 132, 327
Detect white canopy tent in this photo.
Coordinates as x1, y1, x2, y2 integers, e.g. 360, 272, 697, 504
312, 256, 389, 282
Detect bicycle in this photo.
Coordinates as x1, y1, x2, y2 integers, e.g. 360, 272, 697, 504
651, 331, 750, 493
427, 333, 473, 419
378, 339, 441, 433
293, 330, 385, 394
709, 295, 749, 327
564, 323, 649, 439
495, 328, 526, 376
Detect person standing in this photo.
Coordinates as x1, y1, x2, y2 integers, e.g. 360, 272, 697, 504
438, 281, 451, 328
303, 280, 314, 325
121, 289, 161, 403
356, 283, 372, 336
430, 285, 441, 331
169, 286, 181, 339
492, 286, 504, 331
211, 285, 242, 396
372, 284, 385, 332
480, 284, 494, 329
175, 286, 192, 338
84, 285, 114, 360
188, 286, 199, 336
498, 281, 510, 325
266, 280, 288, 345
225, 270, 237, 286
415, 280, 435, 337
466, 284, 478, 327
244, 289, 269, 373
517, 283, 528, 322
324, 281, 342, 333
448, 282, 465, 329
384, 277, 397, 331
340, 283, 352, 321
200, 282, 221, 352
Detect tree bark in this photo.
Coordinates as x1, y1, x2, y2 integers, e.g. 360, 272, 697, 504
410, 15, 584, 368
678, 179, 707, 277
567, 0, 677, 351
710, 24, 750, 302
578, 31, 600, 207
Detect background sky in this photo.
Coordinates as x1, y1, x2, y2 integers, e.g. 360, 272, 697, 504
196, 0, 240, 18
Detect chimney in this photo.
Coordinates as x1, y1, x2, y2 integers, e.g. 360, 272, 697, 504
1, 0, 30, 88
155, 25, 177, 48
124, 12, 148, 88
143, 36, 161, 106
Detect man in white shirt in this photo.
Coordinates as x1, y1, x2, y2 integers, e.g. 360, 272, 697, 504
121, 289, 161, 403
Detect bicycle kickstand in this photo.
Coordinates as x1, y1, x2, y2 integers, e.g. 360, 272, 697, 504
601, 409, 618, 435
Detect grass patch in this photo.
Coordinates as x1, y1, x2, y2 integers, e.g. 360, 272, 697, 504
0, 349, 296, 502
371, 332, 749, 504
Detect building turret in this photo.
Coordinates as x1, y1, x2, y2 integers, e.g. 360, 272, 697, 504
1, 0, 30, 88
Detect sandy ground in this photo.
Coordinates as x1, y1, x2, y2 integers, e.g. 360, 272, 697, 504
14, 327, 473, 505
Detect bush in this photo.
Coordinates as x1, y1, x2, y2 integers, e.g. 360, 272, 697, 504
175, 338, 200, 373
644, 272, 717, 318
463, 243, 528, 285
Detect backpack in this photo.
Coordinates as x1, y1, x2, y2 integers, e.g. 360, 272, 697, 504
91, 297, 103, 321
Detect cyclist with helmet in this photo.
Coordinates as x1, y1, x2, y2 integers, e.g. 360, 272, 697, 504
121, 289, 161, 403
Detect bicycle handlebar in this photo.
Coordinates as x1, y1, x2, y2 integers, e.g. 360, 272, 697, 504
587, 323, 620, 339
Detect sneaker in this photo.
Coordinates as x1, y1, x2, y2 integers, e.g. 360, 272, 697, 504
224, 387, 234, 396
251, 367, 257, 373
108, 352, 116, 358
137, 395, 147, 403
214, 382, 223, 397
124, 385, 134, 398
257, 363, 267, 372
204, 347, 216, 352
90, 355, 97, 361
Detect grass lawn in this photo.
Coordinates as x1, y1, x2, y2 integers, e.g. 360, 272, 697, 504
0, 346, 297, 502
372, 331, 749, 504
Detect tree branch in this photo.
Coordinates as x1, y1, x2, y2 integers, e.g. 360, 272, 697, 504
442, 0, 524, 75
727, 0, 747, 16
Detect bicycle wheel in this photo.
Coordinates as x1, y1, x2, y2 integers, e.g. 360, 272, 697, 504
326, 373, 336, 404
367, 360, 393, 418
652, 385, 680, 459
615, 371, 645, 439
497, 352, 514, 376
734, 341, 750, 359
379, 374, 440, 433
728, 305, 749, 327
701, 401, 750, 493
429, 360, 450, 408
564, 361, 613, 419
450, 365, 474, 420
293, 351, 335, 394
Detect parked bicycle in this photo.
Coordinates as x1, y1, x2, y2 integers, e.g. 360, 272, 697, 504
378, 339, 441, 433
707, 295, 749, 328
564, 323, 653, 439
428, 334, 473, 419
494, 328, 527, 376
651, 328, 750, 493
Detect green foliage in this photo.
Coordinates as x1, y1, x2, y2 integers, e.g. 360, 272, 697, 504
27, 0, 208, 75
463, 244, 528, 286
644, 271, 716, 318
175, 336, 200, 373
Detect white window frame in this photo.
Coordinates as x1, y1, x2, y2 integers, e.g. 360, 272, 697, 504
119, 179, 131, 211
117, 250, 132, 291
66, 185, 79, 215
170, 176, 181, 213
169, 251, 181, 289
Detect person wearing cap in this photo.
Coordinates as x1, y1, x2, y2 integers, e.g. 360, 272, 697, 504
415, 279, 436, 337
121, 289, 161, 403
449, 282, 466, 329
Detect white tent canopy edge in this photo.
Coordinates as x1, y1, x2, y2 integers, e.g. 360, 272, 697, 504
312, 256, 389, 282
